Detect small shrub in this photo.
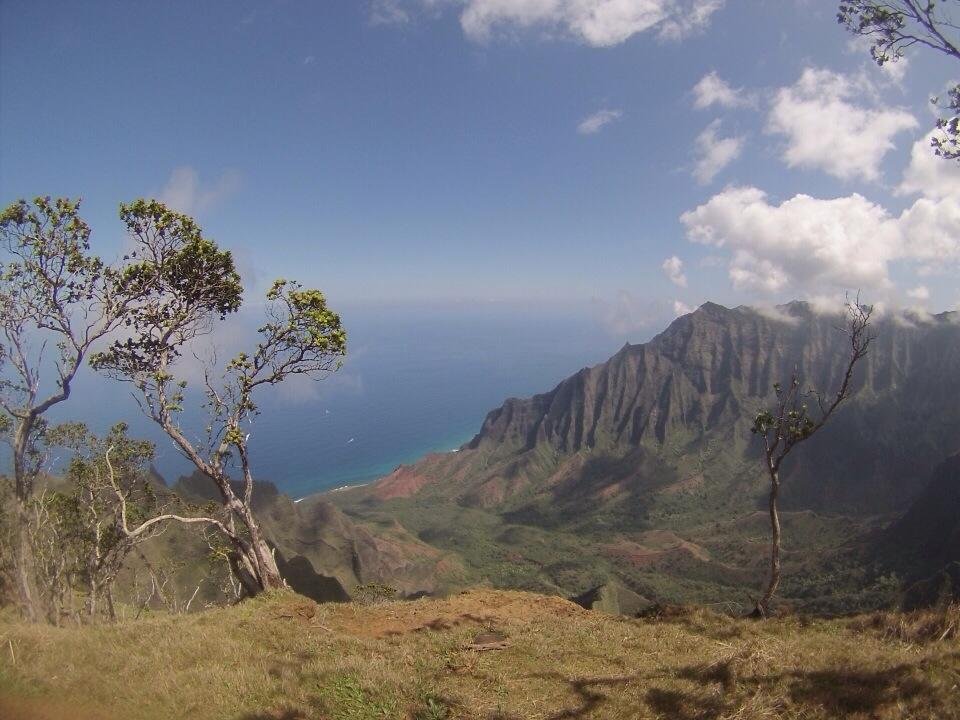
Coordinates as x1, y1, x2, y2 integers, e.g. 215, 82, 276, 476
353, 583, 398, 605
413, 694, 450, 720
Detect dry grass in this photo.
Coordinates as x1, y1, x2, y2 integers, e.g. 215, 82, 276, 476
849, 603, 960, 644
1, 589, 959, 719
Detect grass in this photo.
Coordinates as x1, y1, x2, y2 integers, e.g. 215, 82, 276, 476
2, 589, 960, 719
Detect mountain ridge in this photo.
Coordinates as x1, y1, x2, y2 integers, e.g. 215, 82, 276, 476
330, 300, 960, 611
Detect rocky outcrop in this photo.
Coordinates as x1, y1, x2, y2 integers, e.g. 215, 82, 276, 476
173, 473, 462, 596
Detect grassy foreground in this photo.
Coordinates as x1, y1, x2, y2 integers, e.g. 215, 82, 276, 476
1, 590, 959, 720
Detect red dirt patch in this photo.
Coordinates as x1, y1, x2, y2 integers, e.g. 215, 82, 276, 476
603, 531, 711, 567
370, 465, 436, 500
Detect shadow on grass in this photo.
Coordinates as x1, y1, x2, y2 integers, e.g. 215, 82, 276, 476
486, 658, 945, 720
383, 612, 494, 636
645, 688, 724, 720
521, 672, 640, 719
237, 709, 308, 720
787, 666, 934, 716
661, 659, 942, 719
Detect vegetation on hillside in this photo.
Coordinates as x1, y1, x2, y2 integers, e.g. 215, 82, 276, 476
2, 588, 959, 719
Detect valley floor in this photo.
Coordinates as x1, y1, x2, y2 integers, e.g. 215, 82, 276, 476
1, 589, 959, 719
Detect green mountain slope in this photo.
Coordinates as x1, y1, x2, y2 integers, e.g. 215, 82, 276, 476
331, 302, 960, 611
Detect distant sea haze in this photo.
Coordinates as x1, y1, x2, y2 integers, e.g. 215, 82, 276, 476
47, 302, 631, 498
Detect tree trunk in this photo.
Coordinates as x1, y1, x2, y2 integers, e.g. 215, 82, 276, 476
228, 515, 284, 597
12, 419, 42, 622
754, 471, 782, 618
206, 475, 284, 597
15, 517, 39, 622
106, 587, 117, 622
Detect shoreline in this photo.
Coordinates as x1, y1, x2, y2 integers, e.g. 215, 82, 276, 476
289, 436, 472, 504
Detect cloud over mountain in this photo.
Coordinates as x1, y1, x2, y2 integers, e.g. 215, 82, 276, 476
681, 186, 960, 296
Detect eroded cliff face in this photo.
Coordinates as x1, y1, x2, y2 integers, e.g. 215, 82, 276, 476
363, 302, 960, 515
321, 301, 960, 610
473, 303, 949, 450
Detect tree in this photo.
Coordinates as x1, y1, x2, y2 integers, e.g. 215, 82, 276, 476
750, 299, 873, 617
22, 423, 195, 623
839, 1, 960, 160
91, 200, 347, 597
0, 197, 143, 620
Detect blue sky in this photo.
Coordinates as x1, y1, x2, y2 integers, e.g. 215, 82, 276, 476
2, 0, 958, 334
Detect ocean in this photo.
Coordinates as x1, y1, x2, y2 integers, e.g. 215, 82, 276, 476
45, 301, 633, 498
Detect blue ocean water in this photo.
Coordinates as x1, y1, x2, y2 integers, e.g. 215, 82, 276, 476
48, 302, 631, 498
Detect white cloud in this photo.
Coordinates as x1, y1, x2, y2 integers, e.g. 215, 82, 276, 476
898, 130, 960, 200
752, 304, 801, 325
658, 0, 724, 40
680, 187, 902, 294
898, 195, 960, 270
766, 67, 917, 182
458, 0, 724, 47
881, 56, 909, 84
681, 186, 960, 296
158, 166, 242, 216
907, 285, 930, 301
662, 255, 688, 287
692, 71, 748, 109
693, 119, 744, 184
673, 299, 694, 316
577, 108, 622, 134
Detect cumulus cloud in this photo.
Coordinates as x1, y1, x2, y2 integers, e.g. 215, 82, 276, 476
898, 130, 960, 200
456, 0, 724, 46
159, 166, 242, 216
662, 255, 688, 287
898, 196, 960, 271
680, 186, 960, 296
692, 71, 748, 109
680, 187, 900, 294
766, 67, 917, 182
577, 108, 623, 134
907, 285, 930, 301
693, 119, 744, 184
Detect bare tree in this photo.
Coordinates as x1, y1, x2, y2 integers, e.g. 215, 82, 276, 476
839, 1, 960, 160
0, 197, 146, 621
750, 299, 873, 617
21, 422, 225, 624
92, 200, 347, 597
